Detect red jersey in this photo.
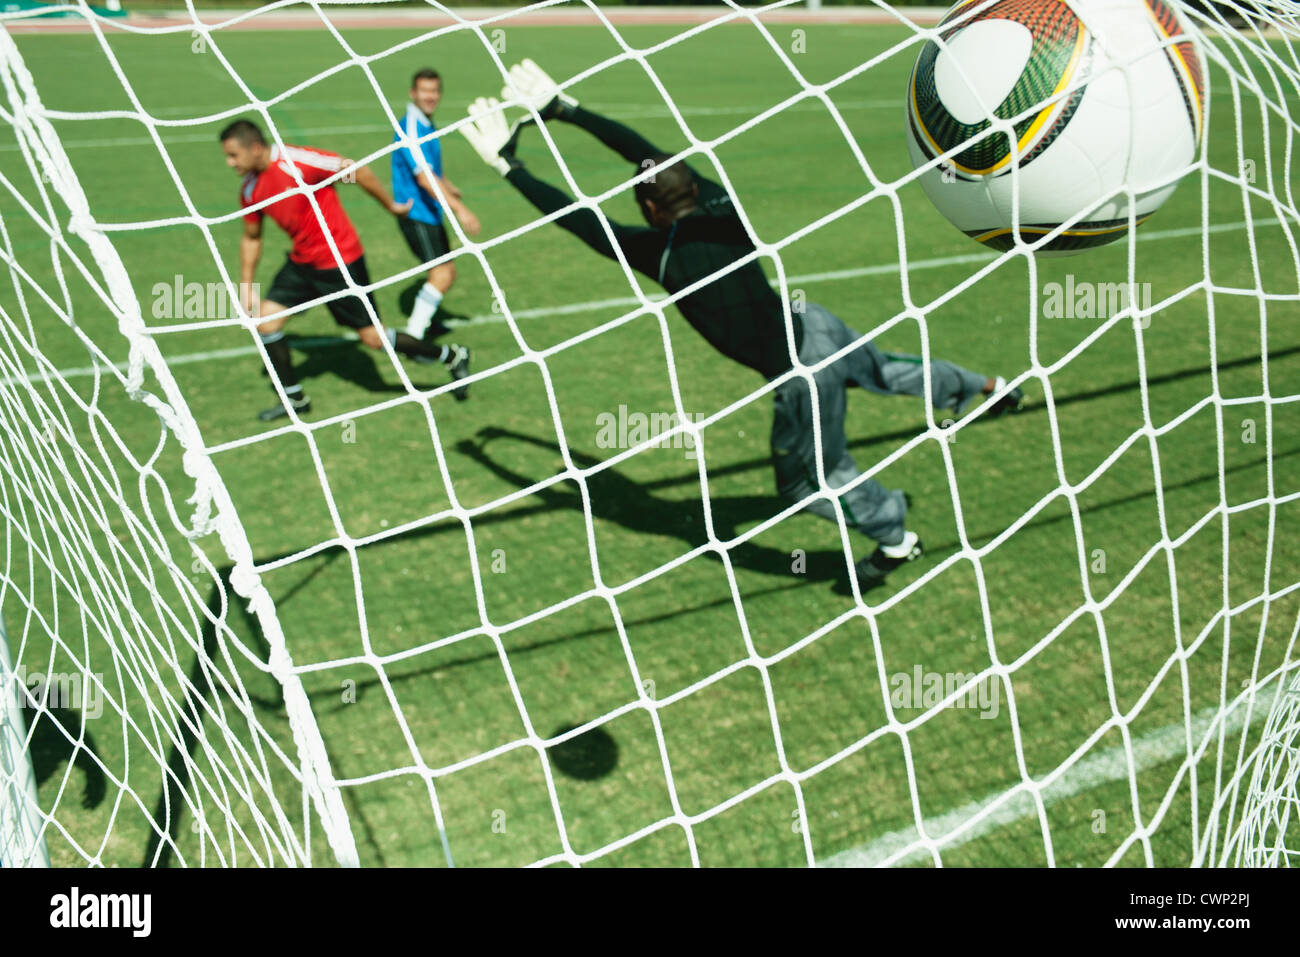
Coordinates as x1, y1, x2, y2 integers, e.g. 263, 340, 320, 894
241, 144, 364, 270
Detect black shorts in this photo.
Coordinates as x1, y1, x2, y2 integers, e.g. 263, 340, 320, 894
265, 255, 378, 330
399, 216, 450, 265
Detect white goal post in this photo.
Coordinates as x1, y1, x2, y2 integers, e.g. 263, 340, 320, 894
0, 619, 48, 867
0, 0, 1297, 867
0, 20, 357, 867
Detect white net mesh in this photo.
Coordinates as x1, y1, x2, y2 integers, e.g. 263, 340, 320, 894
0, 0, 1297, 867
1225, 667, 1300, 865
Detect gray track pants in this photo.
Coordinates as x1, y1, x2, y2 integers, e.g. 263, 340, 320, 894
771, 302, 987, 547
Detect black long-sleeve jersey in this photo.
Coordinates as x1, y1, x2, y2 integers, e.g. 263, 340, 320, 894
504, 106, 803, 381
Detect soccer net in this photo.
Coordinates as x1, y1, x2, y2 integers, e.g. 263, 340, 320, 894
0, 0, 1297, 868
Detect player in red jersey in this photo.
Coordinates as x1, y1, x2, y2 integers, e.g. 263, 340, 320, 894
220, 119, 472, 422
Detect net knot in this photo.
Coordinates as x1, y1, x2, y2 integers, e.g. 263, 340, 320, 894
66, 212, 94, 240
227, 562, 260, 601
181, 449, 217, 537
265, 640, 294, 684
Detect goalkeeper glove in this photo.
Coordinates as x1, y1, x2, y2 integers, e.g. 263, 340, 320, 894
460, 97, 524, 176
501, 58, 579, 122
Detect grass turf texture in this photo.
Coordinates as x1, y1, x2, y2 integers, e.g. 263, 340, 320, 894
1, 19, 1298, 867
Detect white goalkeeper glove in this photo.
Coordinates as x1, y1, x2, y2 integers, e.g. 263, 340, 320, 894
459, 97, 523, 176
500, 58, 579, 121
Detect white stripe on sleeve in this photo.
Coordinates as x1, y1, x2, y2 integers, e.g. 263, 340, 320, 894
280, 145, 344, 172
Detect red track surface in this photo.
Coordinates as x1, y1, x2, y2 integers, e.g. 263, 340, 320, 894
3, 5, 946, 34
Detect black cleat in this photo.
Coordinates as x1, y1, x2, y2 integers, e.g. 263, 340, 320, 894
448, 345, 471, 401
854, 535, 924, 591
258, 394, 311, 422
986, 384, 1025, 417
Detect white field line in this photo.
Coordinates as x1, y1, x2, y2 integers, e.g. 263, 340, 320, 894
0, 215, 1273, 389
0, 100, 902, 153
817, 697, 1264, 868
2, 87, 1250, 154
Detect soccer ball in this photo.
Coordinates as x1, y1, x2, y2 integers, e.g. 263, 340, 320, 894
905, 0, 1205, 254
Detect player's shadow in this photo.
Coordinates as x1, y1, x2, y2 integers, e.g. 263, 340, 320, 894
25, 703, 107, 814
141, 568, 265, 868
456, 426, 850, 585
276, 333, 442, 396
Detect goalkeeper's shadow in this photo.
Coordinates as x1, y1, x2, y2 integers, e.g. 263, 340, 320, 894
457, 426, 852, 586
25, 704, 107, 820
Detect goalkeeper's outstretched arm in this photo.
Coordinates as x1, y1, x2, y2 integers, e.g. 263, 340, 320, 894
502, 61, 661, 162
560, 104, 663, 166
502, 59, 723, 196
561, 104, 729, 204
460, 96, 661, 271
505, 164, 651, 264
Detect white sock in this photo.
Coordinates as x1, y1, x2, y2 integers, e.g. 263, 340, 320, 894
881, 530, 919, 559
405, 282, 444, 339
992, 375, 1007, 393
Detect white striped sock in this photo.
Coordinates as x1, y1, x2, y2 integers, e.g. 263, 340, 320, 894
405, 283, 443, 338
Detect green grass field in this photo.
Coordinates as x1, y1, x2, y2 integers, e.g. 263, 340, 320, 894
1, 12, 1298, 867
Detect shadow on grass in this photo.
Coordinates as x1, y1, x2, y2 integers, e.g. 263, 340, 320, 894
457, 425, 851, 581
28, 706, 106, 813
250, 332, 447, 398
548, 724, 619, 781
283, 423, 1299, 718
141, 573, 267, 867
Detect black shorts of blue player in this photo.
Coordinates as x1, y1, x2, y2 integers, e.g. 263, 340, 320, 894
398, 216, 451, 265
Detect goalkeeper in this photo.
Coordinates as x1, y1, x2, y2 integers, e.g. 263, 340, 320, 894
461, 63, 1024, 589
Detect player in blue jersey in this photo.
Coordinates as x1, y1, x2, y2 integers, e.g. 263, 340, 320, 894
392, 68, 479, 358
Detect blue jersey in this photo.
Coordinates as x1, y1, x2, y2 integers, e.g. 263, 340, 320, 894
392, 102, 444, 226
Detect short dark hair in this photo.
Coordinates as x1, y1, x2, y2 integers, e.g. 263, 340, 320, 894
411, 68, 441, 87
634, 153, 698, 218
219, 119, 265, 146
